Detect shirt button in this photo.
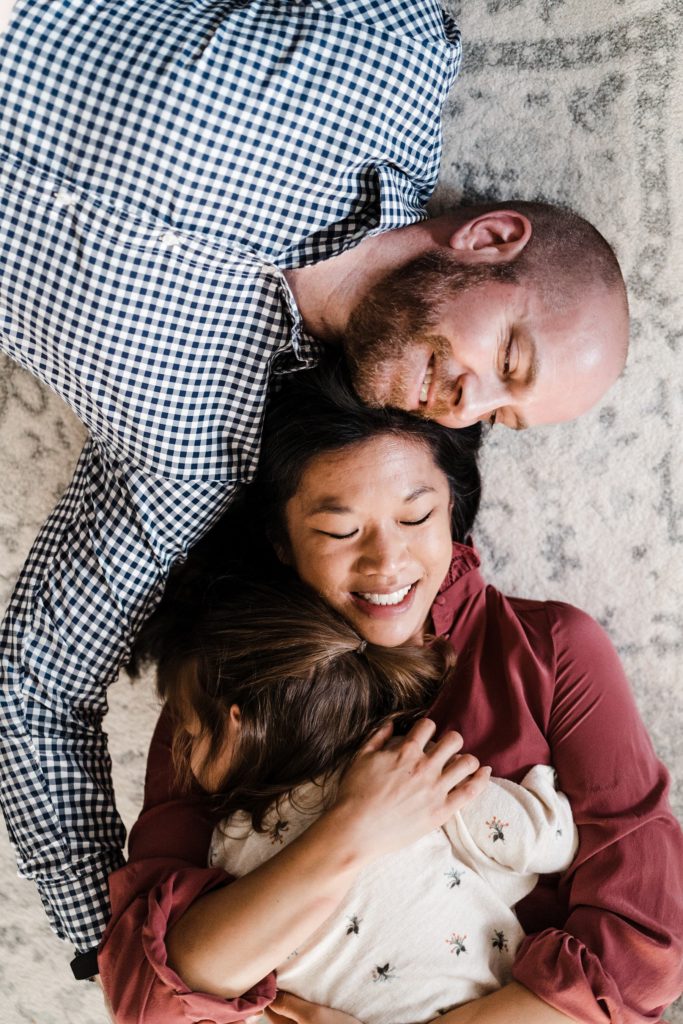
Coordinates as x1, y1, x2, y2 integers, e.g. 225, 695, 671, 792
159, 230, 182, 252
436, 596, 446, 606
52, 188, 78, 209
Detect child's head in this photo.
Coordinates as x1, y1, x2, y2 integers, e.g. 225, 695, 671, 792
157, 578, 454, 829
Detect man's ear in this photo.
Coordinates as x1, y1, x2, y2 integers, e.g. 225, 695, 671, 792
447, 210, 532, 265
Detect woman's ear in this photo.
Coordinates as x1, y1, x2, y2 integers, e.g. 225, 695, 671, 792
267, 527, 293, 566
447, 210, 532, 265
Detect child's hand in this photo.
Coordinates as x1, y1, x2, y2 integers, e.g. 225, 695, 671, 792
332, 718, 491, 864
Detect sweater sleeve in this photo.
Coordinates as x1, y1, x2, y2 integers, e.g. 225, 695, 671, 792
456, 766, 578, 875
98, 711, 277, 1023
512, 604, 683, 1023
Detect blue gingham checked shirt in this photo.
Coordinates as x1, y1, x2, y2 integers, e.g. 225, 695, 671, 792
0, 0, 461, 953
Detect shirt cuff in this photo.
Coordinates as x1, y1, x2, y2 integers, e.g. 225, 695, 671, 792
512, 929, 623, 1024
35, 850, 126, 952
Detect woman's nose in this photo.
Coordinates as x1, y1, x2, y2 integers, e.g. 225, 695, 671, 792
356, 528, 406, 578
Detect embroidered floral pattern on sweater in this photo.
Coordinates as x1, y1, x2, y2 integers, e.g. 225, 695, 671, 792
372, 963, 397, 982
446, 933, 467, 955
486, 817, 509, 842
445, 868, 465, 888
491, 930, 509, 952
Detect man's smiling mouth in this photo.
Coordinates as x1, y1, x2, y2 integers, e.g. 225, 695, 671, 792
419, 355, 434, 406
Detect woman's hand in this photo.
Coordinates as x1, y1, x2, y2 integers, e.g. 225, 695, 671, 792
332, 718, 491, 866
265, 991, 363, 1024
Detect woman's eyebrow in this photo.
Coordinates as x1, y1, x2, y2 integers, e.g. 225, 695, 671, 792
306, 499, 354, 516
306, 485, 436, 516
405, 485, 437, 502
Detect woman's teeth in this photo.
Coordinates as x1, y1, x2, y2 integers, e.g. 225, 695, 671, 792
357, 584, 413, 606
419, 361, 433, 404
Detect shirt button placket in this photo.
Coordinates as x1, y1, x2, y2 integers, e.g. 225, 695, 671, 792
159, 230, 182, 254
52, 188, 78, 209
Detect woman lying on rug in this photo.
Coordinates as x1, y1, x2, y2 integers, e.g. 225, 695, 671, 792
136, 576, 580, 1024
98, 360, 683, 1024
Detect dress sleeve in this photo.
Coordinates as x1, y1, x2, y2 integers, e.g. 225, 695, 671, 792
0, 439, 233, 951
98, 708, 277, 1024
100, 859, 277, 1024
512, 604, 683, 1023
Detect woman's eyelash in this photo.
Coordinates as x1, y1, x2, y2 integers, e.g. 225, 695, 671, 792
401, 511, 433, 526
317, 510, 433, 538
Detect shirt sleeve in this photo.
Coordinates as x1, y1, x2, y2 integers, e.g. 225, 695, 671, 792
512, 603, 683, 1023
454, 766, 578, 873
0, 438, 234, 951
98, 709, 277, 1023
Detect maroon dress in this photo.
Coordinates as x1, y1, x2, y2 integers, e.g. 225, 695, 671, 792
98, 544, 683, 1023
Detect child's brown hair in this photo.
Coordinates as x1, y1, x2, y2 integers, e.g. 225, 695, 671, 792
156, 578, 455, 831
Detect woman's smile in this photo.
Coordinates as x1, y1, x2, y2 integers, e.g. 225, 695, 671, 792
351, 581, 419, 616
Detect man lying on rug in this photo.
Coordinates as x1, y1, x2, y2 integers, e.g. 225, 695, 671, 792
0, 0, 629, 999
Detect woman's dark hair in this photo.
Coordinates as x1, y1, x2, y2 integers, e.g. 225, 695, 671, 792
128, 353, 482, 672
159, 578, 454, 830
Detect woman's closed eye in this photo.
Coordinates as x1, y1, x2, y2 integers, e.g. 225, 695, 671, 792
401, 510, 433, 527
316, 528, 359, 540
316, 510, 434, 539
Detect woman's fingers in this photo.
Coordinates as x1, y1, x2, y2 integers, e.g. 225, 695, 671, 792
402, 717, 437, 751
358, 719, 394, 754
441, 751, 481, 787
425, 728, 464, 766
446, 764, 492, 810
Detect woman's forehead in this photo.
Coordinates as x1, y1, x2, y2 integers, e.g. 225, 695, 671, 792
292, 435, 447, 507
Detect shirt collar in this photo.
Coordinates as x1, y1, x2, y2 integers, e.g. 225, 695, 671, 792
271, 266, 324, 372
431, 540, 484, 637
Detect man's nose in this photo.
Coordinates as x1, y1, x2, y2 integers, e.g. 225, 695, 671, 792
447, 373, 506, 427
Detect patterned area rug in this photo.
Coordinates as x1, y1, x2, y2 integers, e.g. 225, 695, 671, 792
0, 0, 681, 1020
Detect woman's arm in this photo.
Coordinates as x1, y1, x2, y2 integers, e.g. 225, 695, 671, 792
167, 720, 489, 998
511, 604, 683, 1022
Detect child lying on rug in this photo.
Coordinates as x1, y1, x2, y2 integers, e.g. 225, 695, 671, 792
157, 579, 577, 1024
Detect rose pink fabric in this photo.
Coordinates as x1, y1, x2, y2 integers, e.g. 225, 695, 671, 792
98, 544, 683, 1023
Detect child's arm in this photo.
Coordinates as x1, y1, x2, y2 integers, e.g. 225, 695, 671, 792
444, 765, 578, 899
166, 722, 489, 999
